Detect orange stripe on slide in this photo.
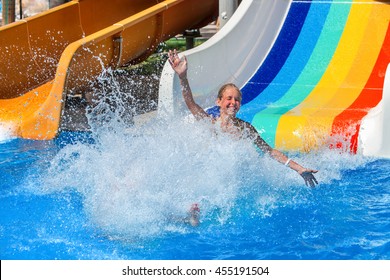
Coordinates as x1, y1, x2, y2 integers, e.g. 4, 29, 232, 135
331, 21, 390, 153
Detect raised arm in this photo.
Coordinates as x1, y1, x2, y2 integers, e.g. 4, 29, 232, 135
168, 50, 209, 120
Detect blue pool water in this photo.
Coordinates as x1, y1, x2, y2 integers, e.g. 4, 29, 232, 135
1, 115, 390, 260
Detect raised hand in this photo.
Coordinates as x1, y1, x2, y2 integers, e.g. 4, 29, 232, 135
168, 49, 187, 79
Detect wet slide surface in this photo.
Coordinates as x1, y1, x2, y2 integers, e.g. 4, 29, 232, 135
240, 0, 390, 153
159, 0, 390, 154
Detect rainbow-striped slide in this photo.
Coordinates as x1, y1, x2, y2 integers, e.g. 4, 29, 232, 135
159, 0, 390, 157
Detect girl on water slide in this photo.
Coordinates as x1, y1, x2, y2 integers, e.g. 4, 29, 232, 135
168, 49, 318, 225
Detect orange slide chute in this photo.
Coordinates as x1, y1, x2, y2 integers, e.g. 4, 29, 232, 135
0, 0, 217, 139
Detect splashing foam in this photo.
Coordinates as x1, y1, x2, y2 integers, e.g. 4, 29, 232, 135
0, 123, 15, 143
43, 116, 267, 237
43, 121, 369, 238
39, 69, 372, 239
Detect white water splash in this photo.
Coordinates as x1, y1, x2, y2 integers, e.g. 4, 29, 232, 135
41, 113, 282, 236
0, 123, 15, 143
36, 69, 373, 239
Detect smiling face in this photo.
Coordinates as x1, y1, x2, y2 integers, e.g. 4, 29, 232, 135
216, 84, 242, 117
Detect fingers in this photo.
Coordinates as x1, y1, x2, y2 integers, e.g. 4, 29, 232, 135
168, 49, 174, 65
301, 171, 318, 188
168, 49, 182, 67
304, 176, 315, 188
312, 175, 318, 185
307, 178, 316, 188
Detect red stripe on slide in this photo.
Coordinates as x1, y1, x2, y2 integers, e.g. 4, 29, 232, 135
331, 22, 390, 153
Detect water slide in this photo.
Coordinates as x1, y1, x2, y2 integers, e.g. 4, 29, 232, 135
159, 0, 390, 158
0, 0, 218, 140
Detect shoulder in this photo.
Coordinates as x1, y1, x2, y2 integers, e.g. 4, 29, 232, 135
235, 118, 272, 153
233, 118, 259, 139
235, 118, 257, 132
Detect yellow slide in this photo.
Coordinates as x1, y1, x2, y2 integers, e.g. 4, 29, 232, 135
0, 0, 217, 140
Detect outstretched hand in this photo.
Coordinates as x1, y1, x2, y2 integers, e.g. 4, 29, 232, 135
300, 170, 318, 188
168, 49, 187, 79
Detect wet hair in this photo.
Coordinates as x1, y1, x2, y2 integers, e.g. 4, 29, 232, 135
217, 83, 242, 101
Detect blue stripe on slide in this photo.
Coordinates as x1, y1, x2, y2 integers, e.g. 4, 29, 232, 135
240, 0, 312, 105
238, 1, 331, 122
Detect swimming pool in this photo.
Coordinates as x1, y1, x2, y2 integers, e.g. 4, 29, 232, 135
1, 114, 390, 260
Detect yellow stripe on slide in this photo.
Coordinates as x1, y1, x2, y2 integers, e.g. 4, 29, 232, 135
275, 2, 385, 151
316, 7, 390, 117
